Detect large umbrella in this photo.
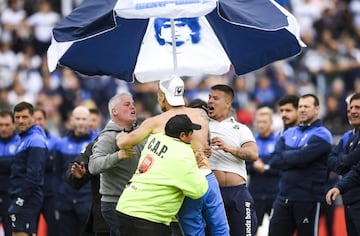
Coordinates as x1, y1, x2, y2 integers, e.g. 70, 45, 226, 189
47, 0, 305, 83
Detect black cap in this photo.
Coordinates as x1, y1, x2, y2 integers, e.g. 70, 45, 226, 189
165, 114, 201, 138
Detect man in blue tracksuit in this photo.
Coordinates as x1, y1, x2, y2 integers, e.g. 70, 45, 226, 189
54, 106, 97, 236
33, 108, 60, 236
326, 93, 360, 235
8, 102, 48, 236
269, 94, 332, 236
0, 110, 20, 236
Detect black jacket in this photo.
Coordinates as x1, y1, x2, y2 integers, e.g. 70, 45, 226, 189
66, 141, 110, 234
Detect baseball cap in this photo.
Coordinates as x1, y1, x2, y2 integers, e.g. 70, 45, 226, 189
165, 114, 201, 138
159, 76, 185, 106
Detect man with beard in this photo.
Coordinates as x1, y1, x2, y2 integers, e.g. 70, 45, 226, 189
247, 95, 300, 234
277, 95, 299, 133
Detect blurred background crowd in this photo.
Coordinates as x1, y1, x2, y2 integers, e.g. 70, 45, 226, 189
0, 0, 359, 137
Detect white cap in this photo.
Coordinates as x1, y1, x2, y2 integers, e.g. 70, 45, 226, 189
159, 76, 185, 106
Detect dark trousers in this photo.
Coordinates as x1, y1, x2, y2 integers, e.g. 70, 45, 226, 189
116, 211, 171, 236
220, 184, 257, 236
320, 201, 335, 236
268, 199, 320, 236
101, 201, 121, 236
41, 195, 59, 236
344, 201, 360, 236
253, 198, 275, 227
57, 201, 91, 236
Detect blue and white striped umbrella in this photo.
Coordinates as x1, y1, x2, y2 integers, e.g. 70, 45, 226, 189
47, 0, 305, 83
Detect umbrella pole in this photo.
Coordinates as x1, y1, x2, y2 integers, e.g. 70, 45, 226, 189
170, 18, 178, 75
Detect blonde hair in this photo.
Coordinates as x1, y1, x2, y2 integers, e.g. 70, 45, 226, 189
255, 106, 273, 118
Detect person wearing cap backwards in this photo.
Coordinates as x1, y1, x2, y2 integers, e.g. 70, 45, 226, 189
116, 114, 208, 236
116, 76, 229, 236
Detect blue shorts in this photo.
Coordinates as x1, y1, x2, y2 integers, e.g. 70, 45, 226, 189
177, 172, 229, 236
8, 197, 42, 234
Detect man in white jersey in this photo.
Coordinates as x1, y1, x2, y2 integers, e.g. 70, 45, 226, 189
207, 84, 259, 236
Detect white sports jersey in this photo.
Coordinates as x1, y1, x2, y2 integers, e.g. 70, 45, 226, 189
209, 117, 255, 181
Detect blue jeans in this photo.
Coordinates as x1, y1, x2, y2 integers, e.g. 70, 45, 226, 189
177, 172, 229, 236
101, 201, 121, 236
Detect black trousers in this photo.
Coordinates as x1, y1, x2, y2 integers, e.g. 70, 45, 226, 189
116, 211, 171, 236
268, 199, 321, 236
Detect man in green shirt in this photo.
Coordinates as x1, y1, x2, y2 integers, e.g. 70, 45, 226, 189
116, 114, 208, 236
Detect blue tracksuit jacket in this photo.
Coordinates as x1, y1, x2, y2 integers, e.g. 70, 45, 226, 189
54, 130, 97, 210
248, 132, 280, 200
44, 130, 60, 197
0, 133, 21, 195
336, 160, 360, 197
270, 119, 332, 202
8, 125, 47, 202
328, 129, 360, 205
328, 129, 355, 174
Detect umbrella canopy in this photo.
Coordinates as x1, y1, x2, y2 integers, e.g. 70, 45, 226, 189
47, 0, 305, 83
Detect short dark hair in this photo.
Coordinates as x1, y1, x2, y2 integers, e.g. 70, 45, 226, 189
300, 94, 319, 106
89, 108, 101, 115
211, 84, 234, 102
278, 95, 299, 108
0, 110, 15, 122
14, 101, 34, 115
188, 98, 208, 112
350, 93, 360, 104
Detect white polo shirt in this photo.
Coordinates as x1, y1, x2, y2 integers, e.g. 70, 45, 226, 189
209, 116, 255, 181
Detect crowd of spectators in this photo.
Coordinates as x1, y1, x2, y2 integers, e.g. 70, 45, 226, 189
0, 0, 359, 136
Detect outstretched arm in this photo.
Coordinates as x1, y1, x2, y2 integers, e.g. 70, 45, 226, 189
116, 117, 156, 149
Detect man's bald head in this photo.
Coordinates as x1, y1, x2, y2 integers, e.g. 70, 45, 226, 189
71, 106, 91, 136
72, 106, 90, 117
